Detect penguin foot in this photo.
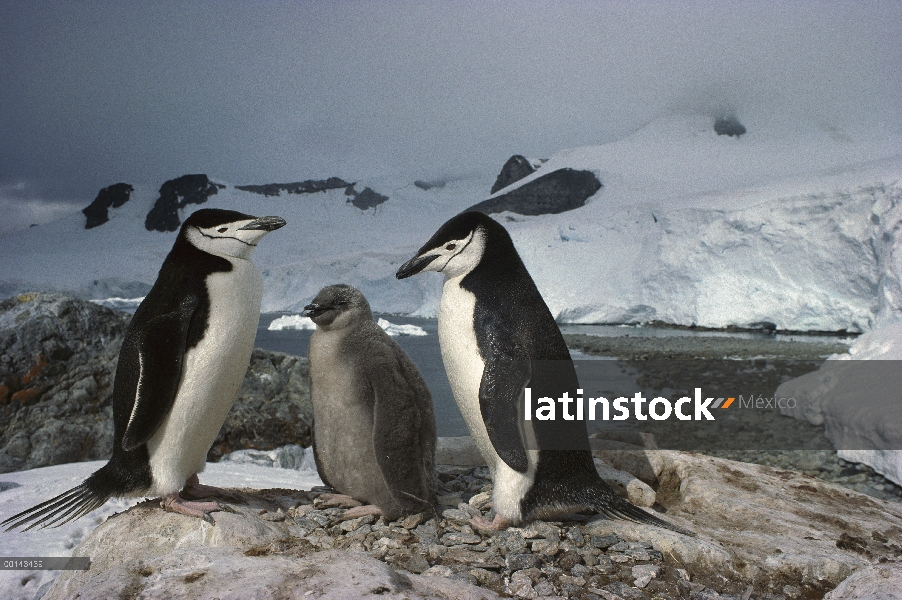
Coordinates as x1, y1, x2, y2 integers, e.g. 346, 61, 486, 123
181, 474, 246, 504
339, 505, 383, 521
160, 494, 225, 524
316, 493, 363, 509
469, 514, 512, 532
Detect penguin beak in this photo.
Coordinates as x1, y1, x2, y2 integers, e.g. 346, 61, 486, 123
396, 253, 440, 279
238, 216, 287, 231
303, 303, 329, 319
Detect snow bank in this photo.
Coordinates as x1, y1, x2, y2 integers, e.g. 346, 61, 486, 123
0, 460, 323, 600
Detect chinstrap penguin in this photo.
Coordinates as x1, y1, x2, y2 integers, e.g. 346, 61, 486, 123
304, 284, 437, 521
3, 208, 286, 531
396, 211, 692, 535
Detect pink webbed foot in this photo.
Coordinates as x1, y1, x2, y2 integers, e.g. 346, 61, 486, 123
469, 513, 513, 532
181, 473, 245, 504
160, 494, 231, 524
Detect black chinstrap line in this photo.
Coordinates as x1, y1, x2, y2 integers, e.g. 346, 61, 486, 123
196, 229, 258, 247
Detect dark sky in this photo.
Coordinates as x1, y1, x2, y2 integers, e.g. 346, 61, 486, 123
1, 0, 900, 232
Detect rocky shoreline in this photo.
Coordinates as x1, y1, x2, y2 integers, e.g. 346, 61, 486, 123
564, 333, 902, 504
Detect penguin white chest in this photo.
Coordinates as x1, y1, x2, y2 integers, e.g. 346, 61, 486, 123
438, 278, 487, 448
147, 259, 263, 495
438, 276, 537, 524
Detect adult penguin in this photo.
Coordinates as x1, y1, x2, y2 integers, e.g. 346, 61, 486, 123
3, 208, 285, 530
396, 211, 691, 535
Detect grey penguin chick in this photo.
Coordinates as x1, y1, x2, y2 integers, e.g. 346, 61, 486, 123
304, 284, 437, 520
397, 211, 692, 535
3, 209, 286, 531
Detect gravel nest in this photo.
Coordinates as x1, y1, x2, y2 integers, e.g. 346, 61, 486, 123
267, 466, 824, 600
563, 333, 902, 504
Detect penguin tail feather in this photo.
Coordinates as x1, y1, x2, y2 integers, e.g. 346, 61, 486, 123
584, 484, 695, 537
2, 481, 111, 532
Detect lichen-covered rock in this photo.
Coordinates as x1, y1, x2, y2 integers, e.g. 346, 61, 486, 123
469, 168, 601, 216
0, 293, 129, 472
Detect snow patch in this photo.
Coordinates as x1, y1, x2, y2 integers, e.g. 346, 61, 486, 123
267, 314, 316, 331
377, 318, 427, 336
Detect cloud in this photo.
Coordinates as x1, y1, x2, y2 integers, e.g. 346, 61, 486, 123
0, 0, 900, 206
0, 182, 79, 235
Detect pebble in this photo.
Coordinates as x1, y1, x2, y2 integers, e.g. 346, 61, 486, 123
277, 465, 824, 600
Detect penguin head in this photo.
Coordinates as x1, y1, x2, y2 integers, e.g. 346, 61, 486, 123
182, 209, 286, 260
395, 211, 495, 280
303, 284, 373, 330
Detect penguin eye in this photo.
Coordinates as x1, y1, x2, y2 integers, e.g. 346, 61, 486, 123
217, 227, 228, 233
445, 243, 456, 251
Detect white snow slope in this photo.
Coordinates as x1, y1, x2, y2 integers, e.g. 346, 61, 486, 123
1, 115, 900, 334
0, 460, 323, 600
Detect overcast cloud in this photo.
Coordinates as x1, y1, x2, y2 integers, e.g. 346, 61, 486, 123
1, 0, 900, 232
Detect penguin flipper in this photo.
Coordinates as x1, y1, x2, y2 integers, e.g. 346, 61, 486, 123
371, 378, 433, 515
121, 298, 198, 452
479, 353, 530, 473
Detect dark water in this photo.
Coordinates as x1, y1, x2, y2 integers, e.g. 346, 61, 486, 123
254, 313, 469, 436
254, 314, 849, 440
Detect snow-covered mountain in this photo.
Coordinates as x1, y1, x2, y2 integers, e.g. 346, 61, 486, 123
1, 115, 900, 333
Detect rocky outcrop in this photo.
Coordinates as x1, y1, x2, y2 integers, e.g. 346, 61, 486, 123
41, 439, 902, 599
235, 178, 352, 197
490, 155, 534, 194
207, 349, 313, 462
82, 183, 134, 229
144, 174, 225, 232
236, 178, 389, 211
0, 294, 313, 472
346, 185, 389, 210
714, 116, 747, 138
468, 168, 602, 216
0, 293, 128, 473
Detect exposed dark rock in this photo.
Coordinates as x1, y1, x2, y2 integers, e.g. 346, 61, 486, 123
144, 174, 225, 232
414, 180, 447, 191
468, 168, 602, 216
235, 178, 352, 197
207, 348, 312, 461
490, 155, 534, 194
346, 186, 389, 210
0, 294, 313, 473
82, 183, 134, 229
0, 293, 129, 473
714, 116, 747, 137
236, 178, 389, 211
